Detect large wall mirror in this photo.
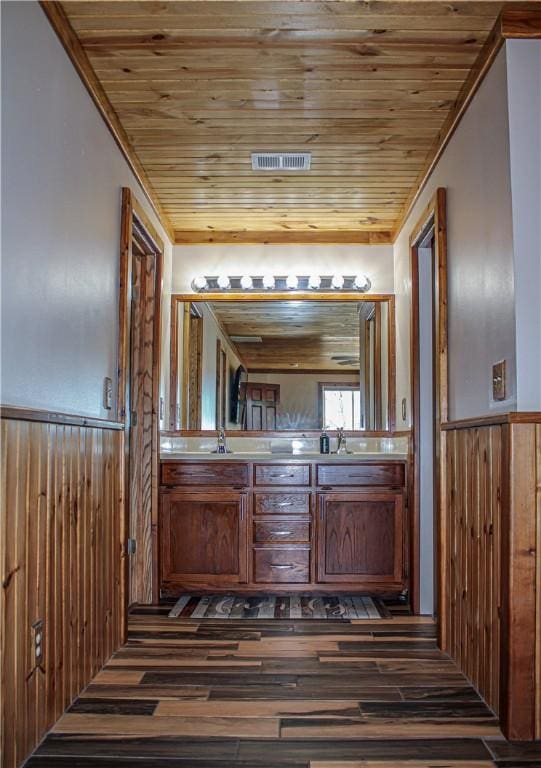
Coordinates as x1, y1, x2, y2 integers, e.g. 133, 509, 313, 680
169, 296, 395, 433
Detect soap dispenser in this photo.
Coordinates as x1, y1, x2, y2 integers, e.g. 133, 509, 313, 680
319, 430, 330, 454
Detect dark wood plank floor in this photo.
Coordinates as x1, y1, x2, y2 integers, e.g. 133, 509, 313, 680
25, 604, 541, 767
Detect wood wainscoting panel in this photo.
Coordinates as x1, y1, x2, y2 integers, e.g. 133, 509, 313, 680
443, 424, 502, 716
0, 417, 125, 768
442, 416, 541, 740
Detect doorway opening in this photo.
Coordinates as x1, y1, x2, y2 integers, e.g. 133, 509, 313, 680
409, 188, 448, 627
119, 188, 163, 609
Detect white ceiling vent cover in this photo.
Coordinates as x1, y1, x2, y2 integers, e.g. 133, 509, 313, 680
251, 152, 311, 171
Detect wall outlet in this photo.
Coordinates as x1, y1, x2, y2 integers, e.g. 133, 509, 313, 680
103, 376, 113, 410
31, 619, 44, 667
492, 360, 506, 401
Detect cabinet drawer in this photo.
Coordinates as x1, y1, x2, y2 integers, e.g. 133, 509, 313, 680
254, 519, 310, 543
253, 547, 310, 583
254, 492, 311, 516
161, 462, 248, 487
254, 464, 310, 487
317, 463, 405, 488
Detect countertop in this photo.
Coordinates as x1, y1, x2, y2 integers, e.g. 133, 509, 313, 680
160, 452, 408, 462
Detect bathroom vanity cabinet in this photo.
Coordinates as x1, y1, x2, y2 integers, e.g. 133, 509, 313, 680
159, 457, 408, 597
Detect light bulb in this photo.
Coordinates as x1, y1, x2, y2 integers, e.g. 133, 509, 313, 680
286, 274, 298, 290
217, 275, 230, 290
240, 275, 253, 289
354, 274, 370, 291
262, 274, 275, 290
308, 274, 321, 290
331, 274, 345, 289
192, 275, 207, 291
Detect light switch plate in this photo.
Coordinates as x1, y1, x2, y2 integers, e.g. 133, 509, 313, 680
103, 377, 113, 410
492, 360, 506, 401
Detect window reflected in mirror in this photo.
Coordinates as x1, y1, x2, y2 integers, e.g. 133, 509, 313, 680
171, 299, 395, 432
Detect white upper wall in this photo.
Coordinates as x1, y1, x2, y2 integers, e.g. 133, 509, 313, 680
506, 39, 541, 412
1, 1, 172, 420
172, 244, 394, 294
393, 47, 516, 425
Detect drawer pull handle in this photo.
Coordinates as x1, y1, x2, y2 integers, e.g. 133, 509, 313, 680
276, 501, 294, 507
273, 531, 292, 536
269, 473, 295, 478
270, 563, 294, 569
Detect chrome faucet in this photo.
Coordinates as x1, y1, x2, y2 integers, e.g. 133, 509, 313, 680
216, 428, 228, 454
336, 427, 349, 455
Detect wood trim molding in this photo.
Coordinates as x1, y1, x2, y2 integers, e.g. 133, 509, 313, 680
501, 8, 541, 38
173, 230, 394, 245
394, 16, 504, 240
169, 295, 179, 430
442, 412, 541, 431
0, 405, 124, 430
118, 188, 133, 422
39, 1, 174, 243
171, 292, 394, 303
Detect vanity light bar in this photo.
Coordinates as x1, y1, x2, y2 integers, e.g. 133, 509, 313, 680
191, 275, 371, 293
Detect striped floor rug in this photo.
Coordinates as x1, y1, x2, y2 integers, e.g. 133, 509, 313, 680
168, 595, 390, 620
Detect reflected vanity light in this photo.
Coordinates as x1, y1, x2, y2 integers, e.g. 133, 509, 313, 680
216, 274, 231, 290
191, 274, 371, 293
286, 274, 299, 290
240, 275, 253, 289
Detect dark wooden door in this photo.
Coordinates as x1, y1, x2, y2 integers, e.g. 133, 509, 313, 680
129, 248, 157, 605
317, 492, 403, 584
245, 383, 279, 430
161, 491, 247, 588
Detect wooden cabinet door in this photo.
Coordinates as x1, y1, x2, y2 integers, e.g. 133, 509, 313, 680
317, 492, 403, 584
161, 491, 247, 588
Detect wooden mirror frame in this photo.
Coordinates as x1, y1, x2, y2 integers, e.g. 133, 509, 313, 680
167, 292, 398, 435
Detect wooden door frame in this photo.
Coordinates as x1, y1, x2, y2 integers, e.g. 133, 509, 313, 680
409, 187, 448, 623
119, 187, 164, 608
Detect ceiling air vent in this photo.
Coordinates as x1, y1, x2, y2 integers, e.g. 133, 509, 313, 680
251, 152, 311, 171
230, 335, 263, 343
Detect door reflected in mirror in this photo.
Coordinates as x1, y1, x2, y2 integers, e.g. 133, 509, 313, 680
171, 299, 395, 432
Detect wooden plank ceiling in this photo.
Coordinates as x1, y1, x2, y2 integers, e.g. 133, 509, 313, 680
208, 300, 361, 370
60, 1, 507, 243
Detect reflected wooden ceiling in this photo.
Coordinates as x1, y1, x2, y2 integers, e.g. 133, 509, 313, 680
208, 301, 361, 371
58, 1, 508, 243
